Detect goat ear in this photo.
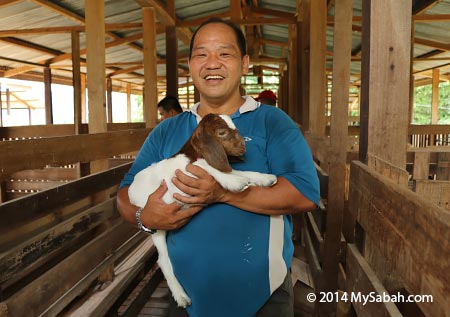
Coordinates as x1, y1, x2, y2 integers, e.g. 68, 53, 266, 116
192, 130, 232, 172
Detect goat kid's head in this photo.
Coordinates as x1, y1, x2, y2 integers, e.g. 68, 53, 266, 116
191, 114, 246, 172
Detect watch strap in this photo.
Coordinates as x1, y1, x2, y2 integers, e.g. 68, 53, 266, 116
135, 207, 157, 234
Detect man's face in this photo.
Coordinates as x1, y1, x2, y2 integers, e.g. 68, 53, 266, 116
188, 23, 249, 104
158, 107, 175, 121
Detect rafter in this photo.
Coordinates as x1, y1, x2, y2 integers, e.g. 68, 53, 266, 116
10, 92, 37, 110
0, 37, 64, 56
0, 23, 144, 37
3, 33, 143, 78
412, 0, 441, 14
30, 0, 85, 24
31, 0, 146, 55
135, 0, 193, 47
0, 0, 20, 8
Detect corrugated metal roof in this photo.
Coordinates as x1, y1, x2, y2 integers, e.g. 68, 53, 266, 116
0, 0, 449, 100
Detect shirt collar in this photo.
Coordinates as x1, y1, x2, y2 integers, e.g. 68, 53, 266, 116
188, 96, 260, 122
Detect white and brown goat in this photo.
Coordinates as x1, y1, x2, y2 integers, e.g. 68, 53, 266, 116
128, 113, 277, 307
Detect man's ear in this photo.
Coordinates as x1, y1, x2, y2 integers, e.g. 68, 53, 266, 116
191, 130, 232, 172
242, 54, 250, 75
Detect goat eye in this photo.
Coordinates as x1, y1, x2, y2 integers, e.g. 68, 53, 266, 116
217, 129, 228, 137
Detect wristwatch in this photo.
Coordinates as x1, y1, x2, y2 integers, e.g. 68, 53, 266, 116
135, 207, 157, 234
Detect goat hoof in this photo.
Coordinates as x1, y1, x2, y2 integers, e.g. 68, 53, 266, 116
239, 183, 250, 192
174, 294, 191, 308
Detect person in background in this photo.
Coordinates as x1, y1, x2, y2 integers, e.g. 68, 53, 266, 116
117, 18, 319, 317
255, 89, 277, 106
158, 95, 183, 121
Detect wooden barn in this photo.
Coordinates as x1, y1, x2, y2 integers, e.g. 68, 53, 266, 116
1, 0, 449, 316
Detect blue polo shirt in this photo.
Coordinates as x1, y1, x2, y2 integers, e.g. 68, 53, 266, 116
120, 97, 320, 317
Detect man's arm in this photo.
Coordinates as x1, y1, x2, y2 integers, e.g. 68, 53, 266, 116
117, 182, 203, 230
172, 164, 316, 215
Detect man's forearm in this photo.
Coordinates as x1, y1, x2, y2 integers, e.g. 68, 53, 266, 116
219, 177, 316, 215
117, 186, 139, 225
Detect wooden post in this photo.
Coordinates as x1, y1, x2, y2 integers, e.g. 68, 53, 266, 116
44, 67, 53, 124
72, 30, 82, 135
106, 77, 113, 123
81, 74, 87, 124
431, 68, 440, 145
72, 30, 89, 177
431, 68, 439, 124
315, 1, 353, 316
298, 0, 310, 129
166, 25, 178, 98
309, 0, 327, 136
0, 83, 3, 127
288, 24, 298, 122
126, 83, 132, 122
230, 0, 242, 25
85, 0, 108, 174
142, 7, 158, 128
362, 0, 412, 184
194, 86, 200, 104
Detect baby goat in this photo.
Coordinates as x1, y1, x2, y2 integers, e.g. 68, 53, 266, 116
128, 113, 277, 307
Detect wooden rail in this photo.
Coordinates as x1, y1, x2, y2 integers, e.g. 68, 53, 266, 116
0, 123, 146, 139
0, 126, 164, 316
348, 161, 450, 317
0, 128, 150, 180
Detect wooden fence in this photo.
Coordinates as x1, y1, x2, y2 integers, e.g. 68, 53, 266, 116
303, 136, 450, 316
0, 124, 165, 317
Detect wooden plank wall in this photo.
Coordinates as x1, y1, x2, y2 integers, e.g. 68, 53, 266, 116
348, 161, 450, 317
0, 124, 161, 316
0, 128, 150, 180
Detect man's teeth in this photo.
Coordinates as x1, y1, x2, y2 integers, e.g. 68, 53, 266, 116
205, 75, 223, 80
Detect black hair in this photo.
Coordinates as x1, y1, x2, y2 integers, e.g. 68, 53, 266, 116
189, 18, 247, 59
157, 95, 183, 113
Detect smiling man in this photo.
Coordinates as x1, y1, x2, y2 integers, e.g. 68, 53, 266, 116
117, 18, 320, 317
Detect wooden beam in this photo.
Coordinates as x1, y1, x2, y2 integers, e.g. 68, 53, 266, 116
288, 24, 298, 120
299, 0, 311, 130
244, 6, 297, 20
142, 7, 158, 128
43, 67, 53, 125
72, 31, 83, 135
0, 128, 150, 180
316, 1, 352, 316
431, 68, 440, 125
361, 0, 412, 173
166, 25, 178, 97
309, 0, 327, 136
0, 23, 143, 37
85, 0, 107, 135
0, 0, 21, 8
0, 37, 63, 56
3, 33, 143, 78
108, 65, 143, 77
30, 0, 85, 24
106, 78, 113, 123
346, 244, 403, 317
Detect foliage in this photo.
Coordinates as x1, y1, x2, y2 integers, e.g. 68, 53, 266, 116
132, 95, 144, 122
413, 82, 450, 124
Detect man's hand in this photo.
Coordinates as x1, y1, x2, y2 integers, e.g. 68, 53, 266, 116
140, 180, 203, 230
172, 164, 228, 205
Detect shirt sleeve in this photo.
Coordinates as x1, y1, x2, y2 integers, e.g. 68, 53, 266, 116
266, 109, 320, 205
119, 124, 164, 188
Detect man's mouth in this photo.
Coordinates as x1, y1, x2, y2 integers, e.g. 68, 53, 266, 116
204, 75, 224, 80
